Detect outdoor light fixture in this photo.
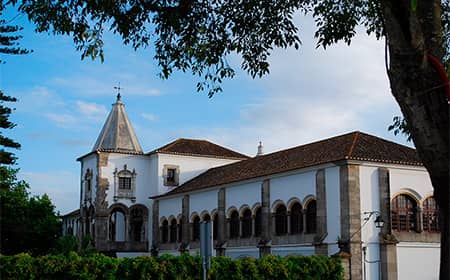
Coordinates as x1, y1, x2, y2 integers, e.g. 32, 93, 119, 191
374, 215, 384, 229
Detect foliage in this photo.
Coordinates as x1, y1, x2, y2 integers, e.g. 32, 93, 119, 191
0, 253, 343, 280
0, 167, 61, 256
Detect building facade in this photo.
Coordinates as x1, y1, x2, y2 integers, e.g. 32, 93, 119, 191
64, 96, 440, 280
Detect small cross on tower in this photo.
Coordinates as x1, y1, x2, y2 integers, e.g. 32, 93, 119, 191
114, 83, 123, 101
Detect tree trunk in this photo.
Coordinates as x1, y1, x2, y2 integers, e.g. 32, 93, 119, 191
381, 0, 449, 279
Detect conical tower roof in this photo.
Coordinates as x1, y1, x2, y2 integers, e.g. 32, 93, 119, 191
92, 94, 143, 154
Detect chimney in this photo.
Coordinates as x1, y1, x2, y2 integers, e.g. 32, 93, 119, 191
256, 141, 264, 156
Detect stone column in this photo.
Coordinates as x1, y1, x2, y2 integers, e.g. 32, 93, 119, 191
259, 179, 271, 257
152, 200, 160, 256
417, 207, 423, 233
94, 152, 110, 252
182, 195, 190, 249
340, 164, 362, 280
315, 169, 328, 256
378, 168, 398, 280
216, 188, 226, 256
287, 212, 291, 234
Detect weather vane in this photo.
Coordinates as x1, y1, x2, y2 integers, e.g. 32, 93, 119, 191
114, 82, 123, 101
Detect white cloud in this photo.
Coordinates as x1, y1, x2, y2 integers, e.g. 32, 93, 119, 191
76, 100, 108, 121
45, 113, 77, 128
141, 112, 158, 121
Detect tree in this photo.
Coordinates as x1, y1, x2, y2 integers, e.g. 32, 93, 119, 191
0, 3, 30, 165
5, 0, 449, 277
0, 166, 61, 255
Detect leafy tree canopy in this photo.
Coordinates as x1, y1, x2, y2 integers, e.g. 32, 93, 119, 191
0, 167, 61, 255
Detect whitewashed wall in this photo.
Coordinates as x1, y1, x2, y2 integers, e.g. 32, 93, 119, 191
156, 154, 241, 196
226, 181, 261, 213
397, 242, 440, 280
190, 189, 219, 217
325, 166, 341, 255
270, 170, 316, 209
159, 196, 183, 220
389, 167, 433, 202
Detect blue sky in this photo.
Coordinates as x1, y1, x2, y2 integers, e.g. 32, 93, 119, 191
1, 10, 409, 214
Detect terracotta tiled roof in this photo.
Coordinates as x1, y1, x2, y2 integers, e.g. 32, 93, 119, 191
148, 138, 249, 159
154, 131, 421, 198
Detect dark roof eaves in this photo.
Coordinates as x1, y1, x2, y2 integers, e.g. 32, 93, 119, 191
150, 150, 249, 160
77, 149, 144, 161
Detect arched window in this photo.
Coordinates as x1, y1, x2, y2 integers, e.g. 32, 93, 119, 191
241, 209, 252, 238
130, 207, 145, 242
391, 194, 417, 232
161, 219, 169, 243
306, 200, 317, 234
203, 214, 211, 222
169, 218, 177, 243
275, 204, 287, 235
290, 202, 303, 234
212, 213, 218, 240
192, 216, 200, 241
178, 218, 183, 242
254, 207, 262, 237
110, 209, 126, 241
423, 197, 439, 232
229, 210, 240, 239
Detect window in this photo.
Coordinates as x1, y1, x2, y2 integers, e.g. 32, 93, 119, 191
306, 200, 317, 233
161, 220, 169, 243
229, 210, 240, 239
130, 208, 144, 242
84, 169, 93, 202
119, 177, 131, 190
254, 207, 262, 237
241, 209, 252, 238
391, 194, 417, 232
275, 204, 288, 235
164, 165, 180, 186
87, 179, 92, 191
114, 165, 137, 201
423, 197, 439, 232
212, 213, 218, 240
110, 209, 126, 241
170, 218, 177, 243
192, 216, 200, 241
290, 202, 303, 234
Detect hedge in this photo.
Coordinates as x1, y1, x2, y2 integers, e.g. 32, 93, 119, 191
0, 253, 343, 280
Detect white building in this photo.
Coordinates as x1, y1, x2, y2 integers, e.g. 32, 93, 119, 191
64, 95, 440, 280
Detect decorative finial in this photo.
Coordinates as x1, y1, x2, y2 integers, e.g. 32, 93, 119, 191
114, 83, 123, 102
256, 141, 264, 156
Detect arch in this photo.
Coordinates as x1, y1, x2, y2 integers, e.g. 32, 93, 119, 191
212, 212, 218, 240
160, 216, 168, 224
192, 215, 200, 241
161, 219, 169, 243
210, 208, 218, 217
302, 195, 316, 208
254, 206, 262, 237
169, 217, 178, 243
129, 205, 148, 242
109, 203, 129, 216
200, 210, 210, 221
190, 212, 200, 222
177, 216, 183, 243
274, 204, 288, 235
168, 215, 177, 222
290, 201, 303, 234
251, 202, 261, 215
239, 204, 251, 216
287, 197, 302, 211
110, 208, 126, 241
226, 206, 239, 218
271, 199, 286, 213
422, 196, 439, 232
305, 199, 317, 234
229, 209, 240, 239
391, 189, 421, 205
391, 193, 418, 232
241, 208, 252, 238
177, 213, 183, 221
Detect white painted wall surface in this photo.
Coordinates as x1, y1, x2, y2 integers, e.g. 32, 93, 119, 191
101, 153, 153, 208
389, 167, 433, 202
359, 166, 382, 280
270, 171, 316, 209
324, 166, 340, 254
397, 242, 440, 280
159, 196, 183, 220
81, 154, 98, 208
157, 153, 241, 196
226, 182, 261, 212
190, 189, 218, 216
